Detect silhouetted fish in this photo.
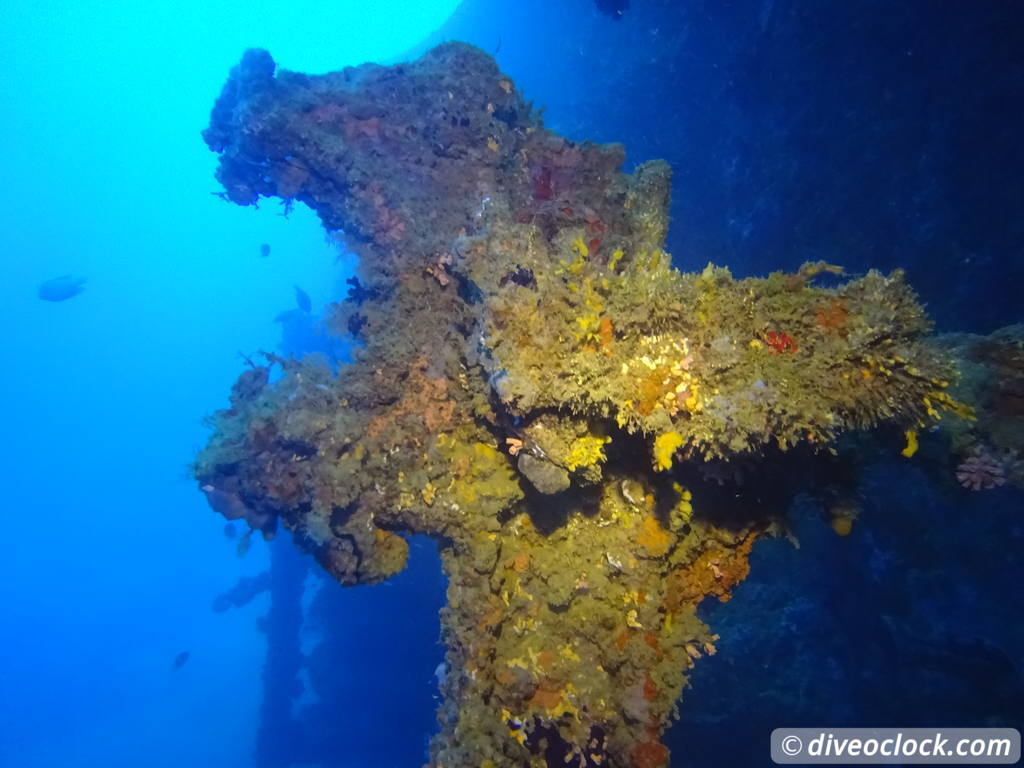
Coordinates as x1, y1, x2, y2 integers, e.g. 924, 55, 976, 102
259, 242, 271, 258
38, 275, 86, 302
295, 285, 311, 313
595, 0, 629, 18
236, 529, 252, 558
223, 522, 237, 539
172, 651, 190, 670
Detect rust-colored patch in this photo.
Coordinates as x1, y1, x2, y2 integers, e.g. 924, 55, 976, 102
765, 330, 798, 354
637, 515, 672, 557
512, 552, 530, 573
598, 315, 614, 354
528, 681, 562, 710
249, 423, 277, 451
642, 633, 663, 658
643, 671, 658, 701
666, 531, 757, 612
366, 356, 458, 438
814, 298, 849, 335
271, 160, 310, 197
265, 472, 302, 504
367, 185, 406, 243
342, 115, 382, 142
631, 740, 669, 768
635, 370, 669, 415
477, 600, 504, 632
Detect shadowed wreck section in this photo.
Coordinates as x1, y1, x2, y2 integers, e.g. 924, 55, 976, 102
195, 43, 971, 768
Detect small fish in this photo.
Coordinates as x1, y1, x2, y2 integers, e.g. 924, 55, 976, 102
172, 651, 190, 670
594, 0, 629, 18
38, 275, 86, 302
294, 285, 312, 313
259, 242, 271, 258
236, 529, 252, 558
223, 522, 237, 539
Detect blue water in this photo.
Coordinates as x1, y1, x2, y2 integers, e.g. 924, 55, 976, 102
0, 2, 456, 766
2, 1, 1021, 766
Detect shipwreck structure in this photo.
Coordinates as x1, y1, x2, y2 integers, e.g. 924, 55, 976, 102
196, 43, 969, 767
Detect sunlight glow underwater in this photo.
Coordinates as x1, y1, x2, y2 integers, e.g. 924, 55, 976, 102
1, 2, 460, 767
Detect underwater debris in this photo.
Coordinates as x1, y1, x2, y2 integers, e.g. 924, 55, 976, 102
195, 43, 971, 768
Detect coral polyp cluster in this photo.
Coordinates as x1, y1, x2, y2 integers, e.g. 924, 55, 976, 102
195, 43, 967, 767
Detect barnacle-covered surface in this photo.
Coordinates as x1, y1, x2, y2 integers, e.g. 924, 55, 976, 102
195, 43, 966, 767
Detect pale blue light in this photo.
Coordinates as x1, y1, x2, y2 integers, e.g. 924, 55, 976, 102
0, 2, 460, 766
